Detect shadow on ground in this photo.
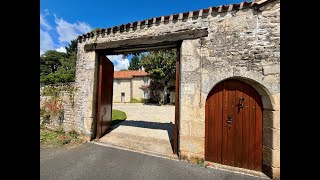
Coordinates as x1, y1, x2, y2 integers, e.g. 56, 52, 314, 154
108, 120, 174, 152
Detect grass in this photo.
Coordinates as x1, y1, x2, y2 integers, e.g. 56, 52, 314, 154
40, 109, 126, 148
112, 109, 127, 126
40, 127, 82, 148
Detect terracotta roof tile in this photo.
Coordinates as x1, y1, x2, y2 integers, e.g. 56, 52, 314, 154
114, 70, 148, 79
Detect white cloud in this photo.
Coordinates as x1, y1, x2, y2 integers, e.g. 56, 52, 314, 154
55, 15, 92, 43
44, 9, 49, 16
40, 28, 54, 55
56, 46, 66, 53
40, 13, 91, 56
40, 13, 52, 30
107, 55, 129, 71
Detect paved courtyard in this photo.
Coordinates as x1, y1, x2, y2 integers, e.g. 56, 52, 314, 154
98, 103, 175, 157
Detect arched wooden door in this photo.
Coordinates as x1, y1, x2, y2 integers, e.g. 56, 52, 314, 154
205, 79, 263, 171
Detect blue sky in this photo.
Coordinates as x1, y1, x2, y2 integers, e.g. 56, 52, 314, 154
40, 0, 246, 70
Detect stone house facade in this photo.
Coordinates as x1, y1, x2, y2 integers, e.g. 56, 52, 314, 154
70, 0, 280, 179
113, 70, 150, 103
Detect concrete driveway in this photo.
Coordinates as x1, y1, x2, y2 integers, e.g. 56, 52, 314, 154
40, 143, 270, 180
99, 103, 175, 157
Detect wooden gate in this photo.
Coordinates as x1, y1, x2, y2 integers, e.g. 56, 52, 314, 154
96, 55, 114, 139
205, 79, 263, 171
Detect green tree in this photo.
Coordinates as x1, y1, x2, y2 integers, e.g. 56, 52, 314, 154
65, 39, 77, 56
139, 49, 176, 104
40, 50, 66, 74
40, 39, 77, 85
128, 55, 140, 70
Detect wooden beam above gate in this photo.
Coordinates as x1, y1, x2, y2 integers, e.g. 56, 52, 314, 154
84, 28, 208, 52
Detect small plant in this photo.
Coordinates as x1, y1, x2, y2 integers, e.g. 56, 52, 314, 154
196, 158, 207, 168
56, 126, 65, 134
41, 98, 64, 120
130, 98, 141, 103
40, 127, 82, 148
67, 129, 79, 141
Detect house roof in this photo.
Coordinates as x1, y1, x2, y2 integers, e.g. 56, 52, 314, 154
114, 70, 148, 79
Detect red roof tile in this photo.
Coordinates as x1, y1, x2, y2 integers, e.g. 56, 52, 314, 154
114, 70, 148, 79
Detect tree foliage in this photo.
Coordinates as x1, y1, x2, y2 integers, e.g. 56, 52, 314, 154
40, 39, 77, 85
140, 49, 176, 103
140, 49, 176, 85
128, 55, 140, 70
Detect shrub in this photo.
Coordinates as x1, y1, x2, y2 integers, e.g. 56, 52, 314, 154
130, 98, 141, 103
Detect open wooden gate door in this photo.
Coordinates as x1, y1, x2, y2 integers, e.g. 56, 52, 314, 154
96, 55, 114, 139
205, 79, 263, 171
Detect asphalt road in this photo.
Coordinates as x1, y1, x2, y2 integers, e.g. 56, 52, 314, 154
40, 143, 270, 180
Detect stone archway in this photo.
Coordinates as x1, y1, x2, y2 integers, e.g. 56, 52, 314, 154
202, 75, 279, 178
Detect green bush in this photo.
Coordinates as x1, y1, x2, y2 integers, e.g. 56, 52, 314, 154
112, 109, 127, 126
130, 98, 141, 103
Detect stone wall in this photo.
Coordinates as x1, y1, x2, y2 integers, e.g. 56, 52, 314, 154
179, 0, 280, 178
113, 79, 131, 103
40, 83, 78, 132
75, 0, 280, 178
74, 44, 97, 137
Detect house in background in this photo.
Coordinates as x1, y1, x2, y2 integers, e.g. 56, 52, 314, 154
113, 70, 150, 103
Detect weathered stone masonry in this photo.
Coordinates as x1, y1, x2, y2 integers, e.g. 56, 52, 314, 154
74, 0, 279, 178
40, 83, 77, 131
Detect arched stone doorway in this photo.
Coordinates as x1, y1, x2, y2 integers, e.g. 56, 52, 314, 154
205, 79, 263, 171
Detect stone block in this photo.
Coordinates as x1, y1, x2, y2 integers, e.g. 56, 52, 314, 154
271, 93, 280, 111
181, 56, 200, 72
263, 126, 280, 150
263, 163, 280, 180
261, 74, 280, 94
180, 105, 205, 124
263, 110, 280, 129
263, 63, 280, 75
181, 71, 200, 83
181, 40, 201, 56
84, 117, 94, 133
263, 145, 280, 168
180, 121, 190, 136
180, 135, 204, 155
190, 121, 205, 138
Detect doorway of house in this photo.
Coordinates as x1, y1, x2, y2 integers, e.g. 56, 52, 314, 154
121, 92, 125, 103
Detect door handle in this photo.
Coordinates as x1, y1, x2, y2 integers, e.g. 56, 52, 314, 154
239, 97, 245, 108
226, 115, 232, 128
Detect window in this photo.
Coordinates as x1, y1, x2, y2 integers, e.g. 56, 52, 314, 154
143, 77, 148, 85
144, 91, 149, 99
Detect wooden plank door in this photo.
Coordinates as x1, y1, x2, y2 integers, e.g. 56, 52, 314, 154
205, 79, 263, 171
96, 55, 114, 139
